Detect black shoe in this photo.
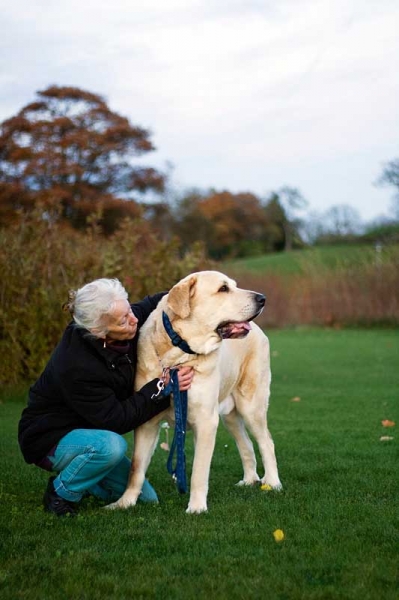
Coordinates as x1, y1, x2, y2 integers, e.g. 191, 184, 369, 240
43, 477, 79, 517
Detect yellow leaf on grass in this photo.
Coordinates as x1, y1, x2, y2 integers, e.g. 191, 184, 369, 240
261, 484, 272, 491
273, 529, 285, 542
291, 396, 301, 402
381, 420, 395, 428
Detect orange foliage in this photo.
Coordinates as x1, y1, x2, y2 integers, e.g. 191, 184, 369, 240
0, 85, 165, 232
196, 191, 267, 258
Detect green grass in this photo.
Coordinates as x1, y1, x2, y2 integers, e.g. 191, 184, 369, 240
224, 244, 397, 276
1, 329, 399, 599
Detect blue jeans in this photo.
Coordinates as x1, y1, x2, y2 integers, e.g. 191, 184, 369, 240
46, 429, 158, 504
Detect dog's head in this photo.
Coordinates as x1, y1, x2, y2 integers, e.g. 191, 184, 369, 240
166, 271, 265, 351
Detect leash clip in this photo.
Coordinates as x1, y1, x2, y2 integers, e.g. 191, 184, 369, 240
151, 367, 170, 399
151, 379, 165, 399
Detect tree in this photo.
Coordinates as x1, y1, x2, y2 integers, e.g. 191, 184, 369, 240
276, 186, 308, 251
377, 158, 399, 220
300, 210, 325, 245
171, 188, 215, 252
262, 188, 307, 252
198, 191, 267, 258
0, 85, 165, 231
262, 194, 287, 252
172, 189, 268, 259
323, 205, 361, 237
304, 204, 362, 245
172, 187, 308, 258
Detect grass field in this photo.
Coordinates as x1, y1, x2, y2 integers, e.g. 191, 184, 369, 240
225, 244, 398, 276
1, 329, 398, 599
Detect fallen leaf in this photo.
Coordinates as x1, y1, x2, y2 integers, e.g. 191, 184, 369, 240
291, 396, 301, 402
273, 529, 285, 543
380, 436, 394, 441
381, 420, 395, 427
160, 442, 170, 451
261, 484, 272, 491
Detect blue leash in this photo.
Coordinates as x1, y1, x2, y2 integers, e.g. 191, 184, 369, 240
161, 311, 195, 494
166, 368, 188, 494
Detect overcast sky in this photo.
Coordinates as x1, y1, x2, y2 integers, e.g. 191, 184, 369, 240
1, 0, 399, 224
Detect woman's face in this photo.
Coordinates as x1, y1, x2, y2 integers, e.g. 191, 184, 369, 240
104, 300, 138, 341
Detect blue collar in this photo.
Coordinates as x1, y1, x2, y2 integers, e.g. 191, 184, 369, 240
162, 311, 196, 355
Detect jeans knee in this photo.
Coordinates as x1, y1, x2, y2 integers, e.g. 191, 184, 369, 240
97, 432, 127, 467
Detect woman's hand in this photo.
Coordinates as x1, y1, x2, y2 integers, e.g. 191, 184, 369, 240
163, 366, 194, 392
176, 366, 194, 391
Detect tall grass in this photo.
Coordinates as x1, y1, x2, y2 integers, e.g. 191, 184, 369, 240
226, 245, 399, 328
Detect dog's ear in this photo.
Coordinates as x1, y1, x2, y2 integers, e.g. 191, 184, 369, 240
167, 275, 197, 319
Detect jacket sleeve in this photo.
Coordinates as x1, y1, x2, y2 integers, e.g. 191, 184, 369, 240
58, 368, 170, 434
130, 292, 167, 327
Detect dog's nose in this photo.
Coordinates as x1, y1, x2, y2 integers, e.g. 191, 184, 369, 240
255, 293, 266, 306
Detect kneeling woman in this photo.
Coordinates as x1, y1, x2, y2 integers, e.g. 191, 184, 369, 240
18, 278, 193, 516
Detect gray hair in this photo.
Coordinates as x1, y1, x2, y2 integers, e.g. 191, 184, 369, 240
64, 278, 128, 338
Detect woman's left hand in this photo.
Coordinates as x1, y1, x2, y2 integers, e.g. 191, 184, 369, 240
176, 366, 194, 391
163, 366, 194, 392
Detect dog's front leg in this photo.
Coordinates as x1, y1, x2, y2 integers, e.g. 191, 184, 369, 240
186, 407, 219, 514
106, 419, 161, 509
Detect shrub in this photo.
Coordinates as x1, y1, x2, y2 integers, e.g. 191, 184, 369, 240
0, 209, 208, 384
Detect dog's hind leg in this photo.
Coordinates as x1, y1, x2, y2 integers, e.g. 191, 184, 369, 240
106, 419, 161, 509
220, 402, 260, 485
234, 346, 282, 490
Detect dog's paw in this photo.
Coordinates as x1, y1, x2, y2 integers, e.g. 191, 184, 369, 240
272, 482, 283, 491
186, 504, 208, 514
236, 475, 260, 486
261, 477, 283, 491
104, 501, 121, 510
104, 493, 139, 510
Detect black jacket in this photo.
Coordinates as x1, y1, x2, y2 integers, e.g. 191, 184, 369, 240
18, 293, 169, 464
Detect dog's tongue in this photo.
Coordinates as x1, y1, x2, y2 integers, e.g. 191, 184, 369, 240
218, 321, 252, 339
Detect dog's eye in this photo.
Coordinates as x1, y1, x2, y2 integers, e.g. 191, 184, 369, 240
218, 285, 229, 293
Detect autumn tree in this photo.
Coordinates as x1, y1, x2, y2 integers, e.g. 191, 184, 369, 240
171, 189, 217, 253
200, 191, 268, 258
170, 187, 310, 258
172, 189, 268, 259
0, 85, 165, 231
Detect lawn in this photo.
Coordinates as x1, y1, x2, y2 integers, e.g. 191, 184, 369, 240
1, 328, 398, 599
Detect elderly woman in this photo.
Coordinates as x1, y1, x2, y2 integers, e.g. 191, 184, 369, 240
18, 278, 193, 516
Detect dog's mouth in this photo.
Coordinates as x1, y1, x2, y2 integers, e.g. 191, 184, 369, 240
216, 321, 252, 339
